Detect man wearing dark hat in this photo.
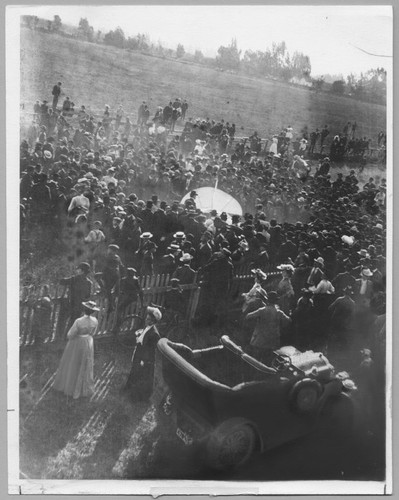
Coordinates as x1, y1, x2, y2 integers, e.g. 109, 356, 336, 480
60, 262, 92, 328
101, 244, 125, 311
110, 217, 123, 247
245, 291, 291, 363
291, 289, 315, 349
307, 257, 324, 288
328, 286, 356, 349
62, 96, 71, 115
152, 201, 168, 243
278, 235, 298, 264
188, 190, 198, 210
268, 219, 282, 266
250, 243, 269, 272
196, 232, 213, 269
199, 249, 234, 325
52, 81, 62, 110
140, 240, 157, 277
164, 278, 186, 318
113, 268, 143, 333
20, 165, 35, 199
332, 262, 356, 296
157, 244, 180, 275
30, 172, 52, 223
140, 200, 155, 233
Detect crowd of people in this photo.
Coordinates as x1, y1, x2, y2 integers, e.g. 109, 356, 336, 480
21, 82, 387, 407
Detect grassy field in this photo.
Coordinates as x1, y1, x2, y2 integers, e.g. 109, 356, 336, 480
20, 28, 386, 141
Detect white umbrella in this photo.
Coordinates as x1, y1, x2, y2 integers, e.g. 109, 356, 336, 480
181, 186, 243, 216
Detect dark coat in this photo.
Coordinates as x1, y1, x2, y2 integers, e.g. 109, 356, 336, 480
125, 325, 161, 400
332, 271, 356, 295
196, 242, 212, 269
60, 274, 92, 320
172, 264, 196, 285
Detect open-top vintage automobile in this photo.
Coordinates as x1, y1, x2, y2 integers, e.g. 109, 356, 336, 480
152, 335, 358, 470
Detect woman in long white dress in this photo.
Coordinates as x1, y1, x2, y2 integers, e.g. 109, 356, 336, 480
269, 136, 278, 155
52, 301, 99, 399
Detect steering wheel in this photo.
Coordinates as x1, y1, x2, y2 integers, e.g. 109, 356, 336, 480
273, 354, 291, 371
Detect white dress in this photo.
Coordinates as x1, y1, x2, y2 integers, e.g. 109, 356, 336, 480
269, 137, 278, 155
52, 315, 97, 399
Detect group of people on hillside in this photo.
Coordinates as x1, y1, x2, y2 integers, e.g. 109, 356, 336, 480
21, 82, 386, 408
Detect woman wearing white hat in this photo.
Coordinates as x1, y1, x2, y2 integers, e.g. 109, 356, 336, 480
52, 301, 99, 400
123, 306, 162, 401
276, 264, 295, 314
242, 269, 267, 314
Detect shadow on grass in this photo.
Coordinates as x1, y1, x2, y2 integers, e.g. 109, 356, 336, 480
82, 395, 151, 479
20, 341, 133, 479
21, 390, 95, 478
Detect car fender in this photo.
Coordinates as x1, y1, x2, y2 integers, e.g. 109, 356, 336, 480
318, 390, 359, 436
317, 378, 344, 409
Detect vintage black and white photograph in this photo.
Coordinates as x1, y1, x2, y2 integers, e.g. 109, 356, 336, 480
8, 4, 392, 494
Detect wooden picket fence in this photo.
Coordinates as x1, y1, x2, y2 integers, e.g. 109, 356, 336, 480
19, 265, 281, 347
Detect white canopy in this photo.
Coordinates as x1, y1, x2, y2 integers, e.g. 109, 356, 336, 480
181, 186, 243, 216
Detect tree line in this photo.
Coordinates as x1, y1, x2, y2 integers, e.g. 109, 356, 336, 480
21, 14, 386, 105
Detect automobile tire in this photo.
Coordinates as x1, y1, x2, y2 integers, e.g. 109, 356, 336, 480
205, 419, 257, 470
289, 378, 322, 413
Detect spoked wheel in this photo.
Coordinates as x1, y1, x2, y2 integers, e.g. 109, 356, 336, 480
116, 314, 143, 348
206, 419, 257, 470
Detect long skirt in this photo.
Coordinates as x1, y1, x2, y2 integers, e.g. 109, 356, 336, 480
124, 348, 154, 401
52, 335, 94, 399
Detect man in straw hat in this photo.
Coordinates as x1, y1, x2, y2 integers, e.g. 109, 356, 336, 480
306, 256, 325, 288
355, 267, 374, 305
172, 253, 196, 285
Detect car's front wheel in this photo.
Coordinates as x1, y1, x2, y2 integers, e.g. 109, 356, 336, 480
205, 419, 257, 470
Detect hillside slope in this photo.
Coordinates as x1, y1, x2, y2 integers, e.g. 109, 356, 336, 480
20, 28, 386, 140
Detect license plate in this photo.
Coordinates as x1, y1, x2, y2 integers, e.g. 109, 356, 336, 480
176, 427, 193, 446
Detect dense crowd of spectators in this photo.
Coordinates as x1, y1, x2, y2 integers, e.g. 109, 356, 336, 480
21, 84, 387, 380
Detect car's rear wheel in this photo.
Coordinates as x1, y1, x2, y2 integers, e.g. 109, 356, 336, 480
206, 419, 257, 470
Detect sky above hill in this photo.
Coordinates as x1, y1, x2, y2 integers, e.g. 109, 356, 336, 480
15, 5, 392, 78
